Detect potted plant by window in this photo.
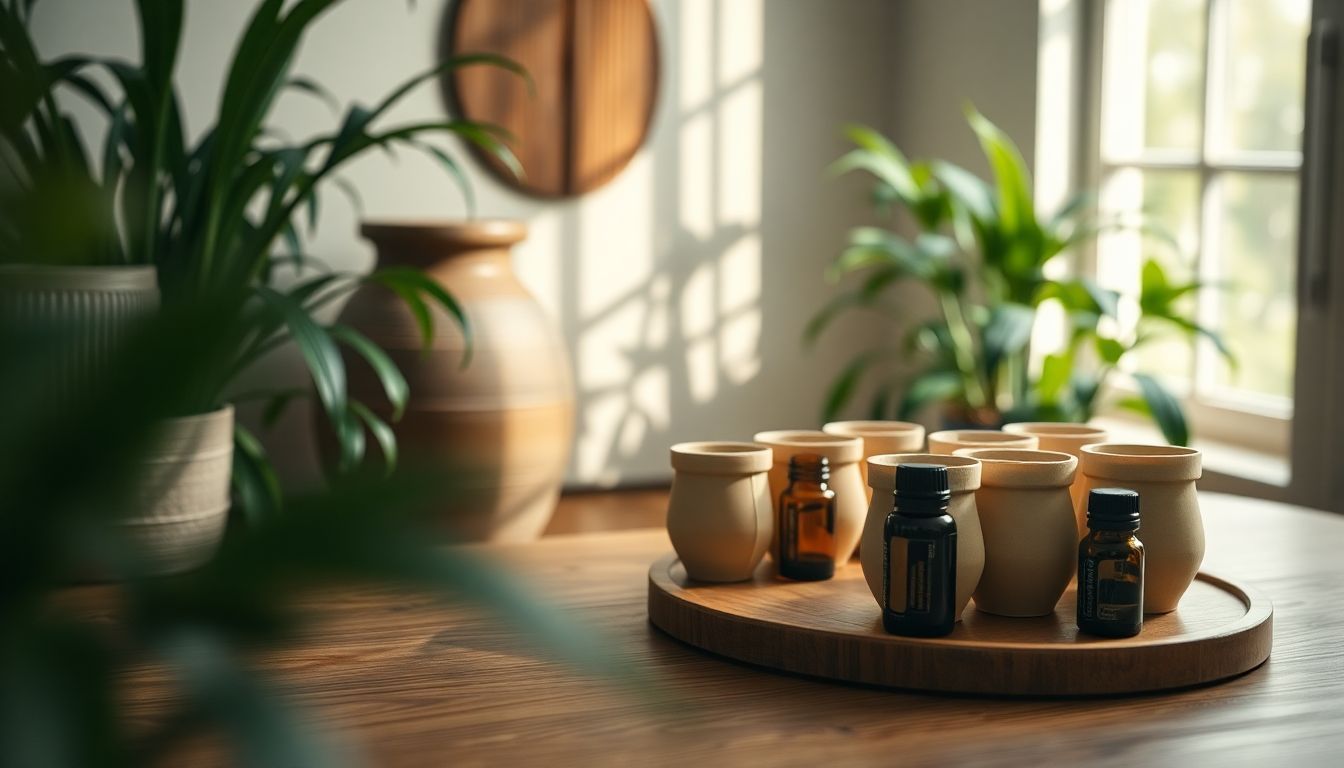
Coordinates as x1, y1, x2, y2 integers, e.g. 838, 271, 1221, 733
809, 108, 1233, 445
0, 0, 521, 573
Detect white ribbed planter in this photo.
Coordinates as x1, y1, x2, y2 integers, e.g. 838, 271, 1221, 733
118, 405, 235, 576
0, 265, 159, 402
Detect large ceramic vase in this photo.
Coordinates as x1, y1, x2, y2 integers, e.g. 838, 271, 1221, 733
0, 264, 159, 404
927, 429, 1037, 455
339, 221, 574, 542
822, 420, 926, 497
859, 453, 984, 622
752, 430, 865, 563
1076, 444, 1204, 614
119, 405, 235, 576
954, 448, 1078, 617
1003, 422, 1107, 508
666, 442, 773, 582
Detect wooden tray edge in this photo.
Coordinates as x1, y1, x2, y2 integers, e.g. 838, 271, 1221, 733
647, 554, 1273, 697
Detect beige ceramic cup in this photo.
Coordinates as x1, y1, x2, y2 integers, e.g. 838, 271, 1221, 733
753, 430, 866, 563
1002, 422, 1107, 508
1076, 444, 1203, 614
928, 429, 1038, 455
667, 442, 774, 582
859, 454, 984, 622
954, 448, 1078, 617
822, 420, 926, 496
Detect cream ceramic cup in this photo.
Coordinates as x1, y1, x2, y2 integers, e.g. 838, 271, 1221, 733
859, 453, 984, 622
822, 420, 926, 495
753, 430, 866, 562
1002, 422, 1107, 508
953, 448, 1078, 617
1076, 444, 1203, 614
928, 429, 1038, 455
667, 442, 774, 582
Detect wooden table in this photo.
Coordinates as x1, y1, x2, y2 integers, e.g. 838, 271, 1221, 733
160, 491, 1344, 765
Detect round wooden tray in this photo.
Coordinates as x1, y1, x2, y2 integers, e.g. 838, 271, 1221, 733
647, 553, 1272, 696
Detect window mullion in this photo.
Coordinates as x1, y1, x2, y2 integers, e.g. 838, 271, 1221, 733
1192, 0, 1223, 403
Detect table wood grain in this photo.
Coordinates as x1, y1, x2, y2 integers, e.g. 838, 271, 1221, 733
132, 491, 1343, 765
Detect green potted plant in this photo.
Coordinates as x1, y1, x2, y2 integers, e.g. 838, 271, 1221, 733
809, 107, 1232, 445
0, 0, 522, 571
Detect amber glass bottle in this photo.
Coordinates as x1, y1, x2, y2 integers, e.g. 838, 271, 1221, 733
1077, 488, 1145, 637
883, 463, 957, 637
777, 453, 836, 581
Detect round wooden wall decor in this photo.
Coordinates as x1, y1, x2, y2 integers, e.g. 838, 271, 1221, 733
439, 0, 660, 198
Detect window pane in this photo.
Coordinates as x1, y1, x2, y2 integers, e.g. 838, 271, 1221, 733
1207, 0, 1310, 154
1096, 168, 1201, 391
1101, 0, 1207, 157
1204, 173, 1298, 400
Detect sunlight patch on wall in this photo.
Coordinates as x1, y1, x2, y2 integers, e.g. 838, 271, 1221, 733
571, 0, 765, 482
679, 113, 715, 240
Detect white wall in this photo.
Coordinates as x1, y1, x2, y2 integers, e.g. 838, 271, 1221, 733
887, 0, 1039, 180
31, 0, 897, 486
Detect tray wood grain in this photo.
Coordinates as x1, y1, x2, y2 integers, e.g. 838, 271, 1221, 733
647, 553, 1272, 696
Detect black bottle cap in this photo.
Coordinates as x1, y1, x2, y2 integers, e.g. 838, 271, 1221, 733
1087, 488, 1140, 531
892, 463, 951, 516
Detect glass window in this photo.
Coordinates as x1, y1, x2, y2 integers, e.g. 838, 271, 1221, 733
1095, 0, 1309, 422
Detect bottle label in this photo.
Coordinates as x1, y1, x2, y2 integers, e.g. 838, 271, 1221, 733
1080, 557, 1142, 624
887, 535, 947, 615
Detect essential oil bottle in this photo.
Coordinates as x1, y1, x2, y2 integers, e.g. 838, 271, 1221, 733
1077, 488, 1145, 638
777, 453, 836, 581
882, 463, 957, 637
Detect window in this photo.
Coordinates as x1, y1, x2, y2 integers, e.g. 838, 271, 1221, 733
1088, 0, 1311, 454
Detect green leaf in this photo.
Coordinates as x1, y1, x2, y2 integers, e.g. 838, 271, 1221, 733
284, 75, 340, 115
930, 160, 994, 223
252, 285, 352, 464
259, 387, 308, 428
804, 289, 867, 346
1157, 315, 1238, 368
1072, 374, 1103, 417
1048, 190, 1096, 229
232, 423, 281, 526
363, 268, 465, 361
982, 302, 1035, 376
1037, 352, 1072, 405
1095, 336, 1125, 365
163, 632, 340, 767
897, 369, 964, 420
1133, 372, 1189, 446
329, 324, 409, 421
409, 139, 475, 217
1080, 277, 1119, 318
349, 401, 396, 475
830, 124, 918, 201
823, 350, 885, 421
965, 104, 1036, 233
1139, 258, 1171, 312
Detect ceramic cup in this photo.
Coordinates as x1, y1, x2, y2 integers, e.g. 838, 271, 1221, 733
1002, 422, 1107, 508
859, 453, 984, 622
927, 429, 1038, 455
753, 430, 865, 563
667, 442, 774, 582
1076, 444, 1204, 614
953, 448, 1078, 617
822, 420, 926, 497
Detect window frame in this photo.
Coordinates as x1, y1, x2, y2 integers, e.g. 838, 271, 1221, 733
1079, 0, 1301, 456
